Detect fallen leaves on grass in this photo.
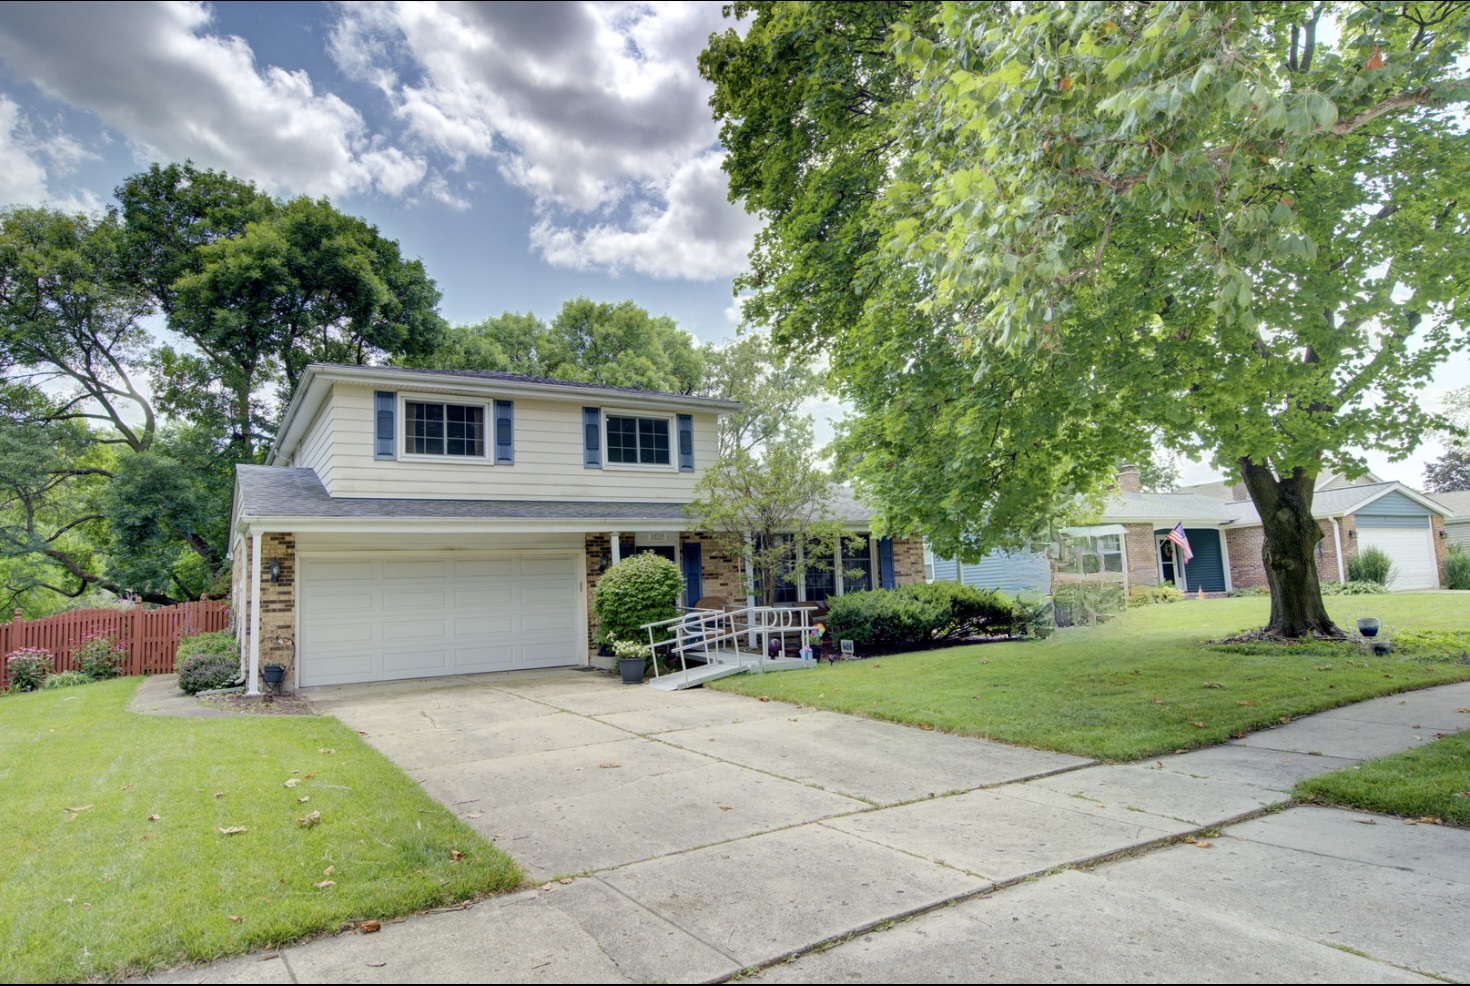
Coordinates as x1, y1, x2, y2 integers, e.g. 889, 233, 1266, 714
1202, 682, 1224, 689
449, 850, 465, 861
284, 778, 300, 788
218, 826, 247, 836
315, 880, 336, 890
228, 915, 243, 923
296, 811, 321, 828
1192, 721, 1207, 728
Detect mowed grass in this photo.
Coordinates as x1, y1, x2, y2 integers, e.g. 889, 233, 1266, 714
0, 678, 521, 982
1296, 730, 1470, 826
713, 594, 1470, 761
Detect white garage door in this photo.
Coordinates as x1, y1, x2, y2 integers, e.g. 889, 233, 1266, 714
298, 553, 584, 686
1357, 528, 1437, 590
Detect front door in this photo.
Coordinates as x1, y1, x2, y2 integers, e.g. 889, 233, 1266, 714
1158, 537, 1183, 589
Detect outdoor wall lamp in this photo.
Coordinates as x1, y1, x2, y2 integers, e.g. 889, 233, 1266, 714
269, 559, 281, 583
1438, 529, 1447, 539
599, 552, 612, 573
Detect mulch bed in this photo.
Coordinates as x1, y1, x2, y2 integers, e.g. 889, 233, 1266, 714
197, 692, 317, 716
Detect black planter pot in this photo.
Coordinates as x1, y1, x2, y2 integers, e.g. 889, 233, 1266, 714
262, 664, 287, 685
618, 657, 646, 685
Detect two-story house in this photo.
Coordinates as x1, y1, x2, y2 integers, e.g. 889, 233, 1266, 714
230, 364, 926, 690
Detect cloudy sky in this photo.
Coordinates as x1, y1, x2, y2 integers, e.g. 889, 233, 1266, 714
0, 1, 1459, 487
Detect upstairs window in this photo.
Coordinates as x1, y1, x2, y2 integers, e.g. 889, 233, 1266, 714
406, 401, 484, 457
606, 415, 671, 466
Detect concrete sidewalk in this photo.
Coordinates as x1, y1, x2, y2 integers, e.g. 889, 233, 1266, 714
139, 676, 1470, 985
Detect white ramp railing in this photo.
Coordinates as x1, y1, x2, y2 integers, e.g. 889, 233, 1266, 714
641, 605, 816, 682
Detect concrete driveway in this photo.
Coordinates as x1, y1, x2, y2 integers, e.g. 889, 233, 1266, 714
148, 674, 1470, 984
304, 668, 1090, 881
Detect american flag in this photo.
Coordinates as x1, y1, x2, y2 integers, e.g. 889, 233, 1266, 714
1167, 523, 1194, 563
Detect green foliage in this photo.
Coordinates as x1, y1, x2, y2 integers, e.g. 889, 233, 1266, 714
703, 2, 1470, 635
1323, 579, 1390, 596
593, 552, 685, 646
1348, 547, 1395, 586
40, 670, 90, 689
73, 632, 125, 680
176, 651, 240, 695
1228, 585, 1271, 598
700, 332, 818, 457
825, 582, 1019, 652
1393, 629, 1470, 662
1052, 581, 1127, 627
1128, 584, 1185, 607
1296, 730, 1470, 826
1443, 545, 1470, 590
403, 298, 703, 394
5, 647, 53, 691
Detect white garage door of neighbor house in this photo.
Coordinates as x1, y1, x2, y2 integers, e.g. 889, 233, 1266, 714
1356, 528, 1437, 591
298, 553, 583, 686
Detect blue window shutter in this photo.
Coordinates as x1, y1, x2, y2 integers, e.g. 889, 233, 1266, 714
677, 414, 694, 472
583, 408, 602, 467
374, 391, 396, 459
494, 400, 514, 464
682, 541, 703, 607
878, 537, 896, 589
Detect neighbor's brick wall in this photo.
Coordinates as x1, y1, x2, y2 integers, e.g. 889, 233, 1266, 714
1225, 521, 1344, 589
892, 536, 926, 586
1124, 524, 1159, 588
1433, 515, 1450, 586
239, 533, 298, 689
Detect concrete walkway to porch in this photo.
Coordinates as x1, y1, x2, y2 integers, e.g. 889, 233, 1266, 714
140, 670, 1470, 984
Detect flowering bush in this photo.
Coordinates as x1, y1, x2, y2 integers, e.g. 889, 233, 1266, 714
6, 647, 54, 691
74, 632, 126, 679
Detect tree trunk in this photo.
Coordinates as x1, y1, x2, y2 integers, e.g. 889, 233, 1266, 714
1238, 459, 1342, 639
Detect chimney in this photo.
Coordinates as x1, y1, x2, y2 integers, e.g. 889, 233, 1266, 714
1117, 466, 1142, 493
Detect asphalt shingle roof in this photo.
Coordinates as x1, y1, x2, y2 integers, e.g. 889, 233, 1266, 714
235, 466, 691, 521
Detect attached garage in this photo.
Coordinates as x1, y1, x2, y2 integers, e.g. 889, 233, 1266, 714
1353, 489, 1441, 591
297, 552, 585, 687
1356, 525, 1437, 591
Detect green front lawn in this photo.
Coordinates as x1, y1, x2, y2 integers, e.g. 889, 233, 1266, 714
1295, 730, 1470, 826
713, 594, 1470, 761
0, 678, 521, 982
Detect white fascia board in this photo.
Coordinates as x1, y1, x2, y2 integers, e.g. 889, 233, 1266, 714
1062, 524, 1128, 537
1343, 482, 1452, 517
234, 515, 691, 536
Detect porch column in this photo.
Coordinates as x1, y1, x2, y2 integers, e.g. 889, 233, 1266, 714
247, 529, 262, 697
610, 532, 621, 566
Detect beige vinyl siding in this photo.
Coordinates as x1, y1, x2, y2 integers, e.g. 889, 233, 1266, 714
289, 393, 337, 493
326, 384, 719, 501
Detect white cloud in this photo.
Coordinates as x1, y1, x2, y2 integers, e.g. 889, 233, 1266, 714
0, 2, 420, 199
0, 93, 99, 211
529, 152, 759, 279
331, 1, 758, 279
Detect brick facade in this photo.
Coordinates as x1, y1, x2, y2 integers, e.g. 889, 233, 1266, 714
1224, 521, 1345, 590
679, 532, 748, 602
1432, 515, 1450, 585
238, 532, 298, 690
1124, 524, 1159, 587
891, 536, 926, 587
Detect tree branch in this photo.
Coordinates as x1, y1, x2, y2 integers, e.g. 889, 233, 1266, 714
1332, 78, 1470, 135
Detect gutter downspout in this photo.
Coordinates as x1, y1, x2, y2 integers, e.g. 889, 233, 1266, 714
1329, 517, 1346, 584
247, 529, 262, 697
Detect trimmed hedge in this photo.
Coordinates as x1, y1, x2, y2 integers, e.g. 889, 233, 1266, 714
1127, 584, 1184, 607
594, 551, 685, 647
825, 582, 1020, 652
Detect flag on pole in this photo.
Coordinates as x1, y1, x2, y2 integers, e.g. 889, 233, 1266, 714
1167, 523, 1194, 563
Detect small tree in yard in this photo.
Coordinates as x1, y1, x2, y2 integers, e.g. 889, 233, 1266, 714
594, 552, 684, 647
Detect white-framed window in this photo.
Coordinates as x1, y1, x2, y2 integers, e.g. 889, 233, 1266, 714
605, 412, 673, 467
1060, 533, 1123, 575
404, 399, 487, 458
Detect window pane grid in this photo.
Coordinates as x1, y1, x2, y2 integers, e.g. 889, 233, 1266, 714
607, 415, 670, 466
406, 401, 482, 457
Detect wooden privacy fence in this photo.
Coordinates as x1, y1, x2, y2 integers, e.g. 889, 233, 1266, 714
0, 601, 230, 688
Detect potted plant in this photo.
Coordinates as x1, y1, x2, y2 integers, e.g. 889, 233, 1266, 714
610, 637, 652, 685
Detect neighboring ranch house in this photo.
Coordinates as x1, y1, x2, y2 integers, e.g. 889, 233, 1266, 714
928, 468, 1453, 597
229, 364, 925, 691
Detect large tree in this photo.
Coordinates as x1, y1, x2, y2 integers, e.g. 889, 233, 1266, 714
704, 1, 1470, 637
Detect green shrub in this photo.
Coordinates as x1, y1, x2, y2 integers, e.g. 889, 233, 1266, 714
1227, 585, 1270, 597
1444, 545, 1470, 591
1347, 546, 1394, 586
594, 551, 684, 646
5, 647, 53, 691
177, 651, 241, 695
1322, 579, 1389, 596
1051, 581, 1125, 627
41, 670, 91, 689
825, 582, 1021, 652
176, 629, 236, 660
1127, 584, 1185, 607
74, 631, 126, 679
